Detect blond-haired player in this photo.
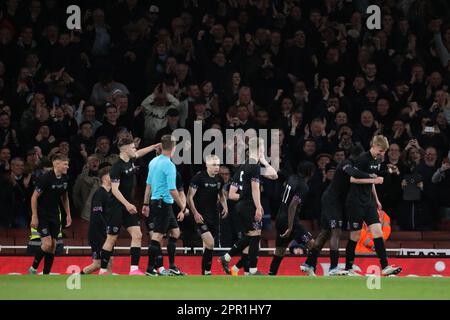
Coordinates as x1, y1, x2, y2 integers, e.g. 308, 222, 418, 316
344, 135, 401, 276
187, 155, 228, 275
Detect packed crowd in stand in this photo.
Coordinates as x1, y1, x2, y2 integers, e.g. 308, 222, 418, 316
1, 0, 450, 250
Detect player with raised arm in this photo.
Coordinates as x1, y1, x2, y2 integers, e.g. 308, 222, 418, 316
98, 136, 161, 276
301, 145, 384, 276
218, 137, 278, 276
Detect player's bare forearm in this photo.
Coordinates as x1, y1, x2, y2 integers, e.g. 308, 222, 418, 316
61, 192, 71, 217
350, 177, 376, 184
260, 160, 278, 180
372, 184, 379, 202
111, 183, 131, 207
170, 189, 185, 210
179, 191, 187, 209
135, 143, 161, 158
251, 181, 262, 208
219, 190, 228, 212
187, 187, 199, 215
143, 184, 151, 204
31, 191, 39, 218
287, 200, 298, 230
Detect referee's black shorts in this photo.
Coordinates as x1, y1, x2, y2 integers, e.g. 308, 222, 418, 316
150, 200, 178, 234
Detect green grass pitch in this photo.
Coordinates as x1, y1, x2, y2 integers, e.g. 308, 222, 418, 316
1, 276, 450, 300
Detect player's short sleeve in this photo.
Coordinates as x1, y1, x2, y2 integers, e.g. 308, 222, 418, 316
165, 160, 177, 190
250, 164, 261, 183
146, 160, 154, 185
354, 153, 369, 171
190, 172, 202, 189
34, 174, 48, 194
109, 162, 121, 184
176, 171, 184, 191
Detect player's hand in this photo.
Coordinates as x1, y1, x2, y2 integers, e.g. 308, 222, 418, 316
280, 228, 292, 238
152, 143, 162, 153
194, 213, 204, 224
66, 215, 72, 227
221, 208, 228, 219
142, 205, 150, 217
126, 203, 138, 214
373, 177, 384, 184
255, 206, 263, 222
376, 201, 382, 210
177, 211, 185, 222
30, 216, 38, 229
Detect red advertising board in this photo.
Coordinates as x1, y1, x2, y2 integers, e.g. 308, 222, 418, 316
0, 256, 449, 276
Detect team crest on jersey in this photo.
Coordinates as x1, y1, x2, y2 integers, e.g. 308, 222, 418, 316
330, 220, 337, 228
124, 163, 137, 175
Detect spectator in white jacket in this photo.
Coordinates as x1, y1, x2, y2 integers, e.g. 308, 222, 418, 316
141, 83, 180, 143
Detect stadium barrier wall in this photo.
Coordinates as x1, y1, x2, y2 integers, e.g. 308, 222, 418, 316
0, 256, 449, 276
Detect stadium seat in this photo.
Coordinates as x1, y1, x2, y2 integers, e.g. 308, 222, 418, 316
14, 236, 29, 247
433, 241, 450, 249
299, 220, 313, 231
64, 238, 87, 255
436, 221, 450, 231
390, 231, 422, 241
400, 241, 435, 248
0, 227, 7, 238
9, 229, 29, 239
384, 241, 401, 248
267, 239, 276, 248
262, 228, 277, 241
70, 218, 90, 239
422, 231, 450, 241
0, 237, 15, 254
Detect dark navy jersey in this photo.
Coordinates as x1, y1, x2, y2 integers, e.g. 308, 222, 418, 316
190, 171, 223, 220
35, 170, 69, 217
347, 151, 382, 204
325, 159, 371, 201
89, 187, 113, 241
279, 174, 309, 214
110, 158, 137, 205
231, 161, 261, 202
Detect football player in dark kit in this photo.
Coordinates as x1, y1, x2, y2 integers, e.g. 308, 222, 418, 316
81, 164, 115, 274
268, 161, 316, 276
218, 137, 278, 276
187, 155, 228, 275
29, 154, 71, 275
345, 135, 401, 276
301, 145, 384, 276
99, 136, 161, 276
